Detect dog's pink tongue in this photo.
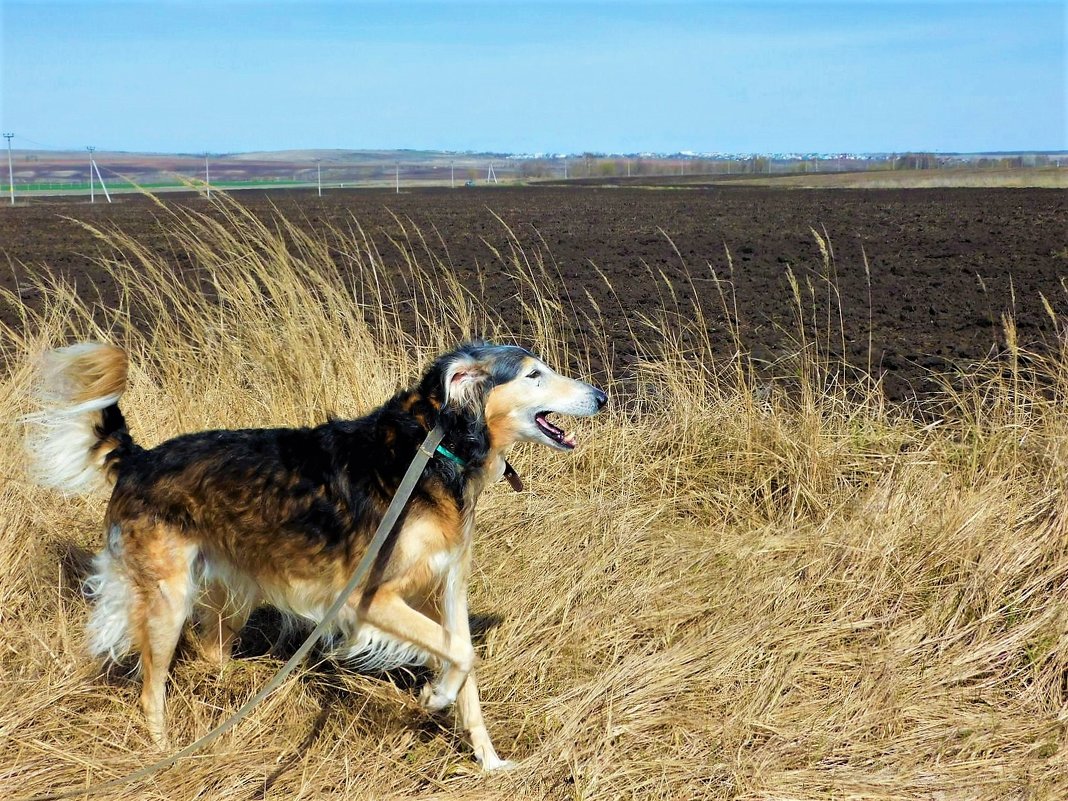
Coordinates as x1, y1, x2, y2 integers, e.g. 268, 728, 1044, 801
563, 432, 577, 448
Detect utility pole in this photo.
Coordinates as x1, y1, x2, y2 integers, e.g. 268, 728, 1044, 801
563, 158, 568, 179
205, 153, 211, 198
395, 162, 399, 194
316, 159, 322, 197
87, 146, 96, 202
450, 160, 455, 189
3, 133, 13, 205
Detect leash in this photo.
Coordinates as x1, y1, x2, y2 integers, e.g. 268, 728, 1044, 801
25, 424, 448, 801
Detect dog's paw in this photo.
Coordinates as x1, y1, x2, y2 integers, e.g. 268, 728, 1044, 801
483, 757, 518, 773
148, 729, 170, 752
200, 642, 231, 666
475, 751, 517, 772
418, 682, 454, 713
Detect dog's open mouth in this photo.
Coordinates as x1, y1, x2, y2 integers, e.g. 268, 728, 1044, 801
535, 412, 577, 449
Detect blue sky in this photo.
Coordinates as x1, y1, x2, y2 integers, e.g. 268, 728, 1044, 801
1, 1, 1064, 154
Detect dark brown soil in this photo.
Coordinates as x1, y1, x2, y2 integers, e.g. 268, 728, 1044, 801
2, 186, 1065, 401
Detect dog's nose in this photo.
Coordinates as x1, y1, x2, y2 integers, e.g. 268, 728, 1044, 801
593, 388, 608, 410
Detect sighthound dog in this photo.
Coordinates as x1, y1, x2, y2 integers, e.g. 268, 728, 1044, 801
26, 342, 607, 770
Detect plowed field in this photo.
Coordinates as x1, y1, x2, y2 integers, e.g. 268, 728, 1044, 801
2, 186, 1065, 399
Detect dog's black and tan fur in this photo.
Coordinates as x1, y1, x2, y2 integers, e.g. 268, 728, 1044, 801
26, 342, 606, 770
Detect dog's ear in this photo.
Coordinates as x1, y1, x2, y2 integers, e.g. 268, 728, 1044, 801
442, 354, 489, 410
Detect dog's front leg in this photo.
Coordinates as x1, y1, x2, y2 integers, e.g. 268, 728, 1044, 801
455, 668, 516, 771
356, 588, 475, 703
427, 555, 516, 771
417, 554, 476, 711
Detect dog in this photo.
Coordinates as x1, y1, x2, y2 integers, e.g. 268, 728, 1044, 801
26, 341, 607, 771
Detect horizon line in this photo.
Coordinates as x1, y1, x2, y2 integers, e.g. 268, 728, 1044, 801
7, 146, 1068, 159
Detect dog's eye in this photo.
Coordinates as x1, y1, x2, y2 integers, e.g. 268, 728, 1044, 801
526, 369, 541, 380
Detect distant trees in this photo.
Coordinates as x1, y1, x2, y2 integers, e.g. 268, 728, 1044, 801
895, 153, 939, 170
518, 160, 552, 179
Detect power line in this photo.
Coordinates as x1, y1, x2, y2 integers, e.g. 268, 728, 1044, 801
12, 132, 82, 151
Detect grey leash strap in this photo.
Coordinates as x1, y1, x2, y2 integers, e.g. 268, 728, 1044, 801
27, 424, 447, 801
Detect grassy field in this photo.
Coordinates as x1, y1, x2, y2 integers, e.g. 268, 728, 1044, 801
0, 196, 1065, 800
9, 164, 1066, 198
10, 179, 310, 195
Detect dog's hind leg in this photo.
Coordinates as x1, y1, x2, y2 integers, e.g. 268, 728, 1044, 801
197, 578, 256, 664
129, 525, 198, 748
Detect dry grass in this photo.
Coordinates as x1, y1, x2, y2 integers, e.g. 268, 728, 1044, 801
718, 167, 1068, 190
0, 195, 1065, 800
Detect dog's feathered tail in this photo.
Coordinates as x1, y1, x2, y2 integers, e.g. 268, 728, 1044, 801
25, 342, 133, 495
24, 343, 141, 662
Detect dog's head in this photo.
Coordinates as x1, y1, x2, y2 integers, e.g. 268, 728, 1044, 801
422, 343, 607, 452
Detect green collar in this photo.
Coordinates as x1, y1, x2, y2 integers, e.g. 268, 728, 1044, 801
435, 443, 466, 468
434, 444, 524, 493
